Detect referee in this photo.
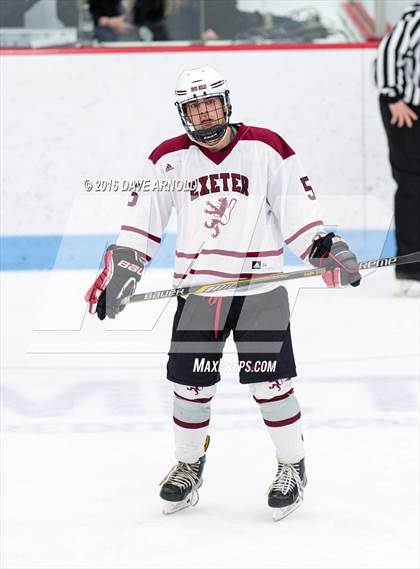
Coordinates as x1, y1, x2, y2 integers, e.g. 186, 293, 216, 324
375, 3, 420, 295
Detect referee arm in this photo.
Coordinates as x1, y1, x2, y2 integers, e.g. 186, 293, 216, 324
375, 8, 420, 127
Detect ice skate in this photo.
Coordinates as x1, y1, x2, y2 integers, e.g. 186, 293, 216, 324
267, 458, 307, 521
159, 435, 210, 515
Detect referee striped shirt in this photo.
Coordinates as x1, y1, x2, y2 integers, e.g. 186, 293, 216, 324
375, 3, 420, 106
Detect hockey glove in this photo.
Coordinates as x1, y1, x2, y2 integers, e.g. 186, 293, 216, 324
309, 232, 361, 288
85, 245, 144, 320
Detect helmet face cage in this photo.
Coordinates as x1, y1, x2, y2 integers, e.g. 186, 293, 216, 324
176, 91, 232, 144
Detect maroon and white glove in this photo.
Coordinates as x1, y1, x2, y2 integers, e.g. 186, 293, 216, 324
85, 245, 144, 320
309, 232, 361, 288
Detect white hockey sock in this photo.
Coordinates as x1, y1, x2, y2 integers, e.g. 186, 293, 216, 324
172, 383, 216, 464
250, 379, 305, 463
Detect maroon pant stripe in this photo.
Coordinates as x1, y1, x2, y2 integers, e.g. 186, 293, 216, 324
173, 417, 210, 429
174, 392, 213, 404
253, 388, 294, 404
263, 411, 301, 428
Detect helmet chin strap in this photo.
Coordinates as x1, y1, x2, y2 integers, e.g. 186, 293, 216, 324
190, 123, 228, 144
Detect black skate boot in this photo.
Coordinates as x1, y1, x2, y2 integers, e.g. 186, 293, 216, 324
159, 435, 210, 515
267, 458, 307, 521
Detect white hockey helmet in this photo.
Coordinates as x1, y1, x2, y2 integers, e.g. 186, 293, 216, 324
174, 66, 232, 144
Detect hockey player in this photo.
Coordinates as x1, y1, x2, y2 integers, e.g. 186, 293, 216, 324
85, 66, 361, 520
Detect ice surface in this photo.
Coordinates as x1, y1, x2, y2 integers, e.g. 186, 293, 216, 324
1, 268, 419, 569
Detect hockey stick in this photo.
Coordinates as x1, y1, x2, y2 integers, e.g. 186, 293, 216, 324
123, 251, 420, 304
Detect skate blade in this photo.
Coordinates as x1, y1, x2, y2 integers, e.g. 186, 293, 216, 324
272, 496, 303, 522
162, 496, 193, 515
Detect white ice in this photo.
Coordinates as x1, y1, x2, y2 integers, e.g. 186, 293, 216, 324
1, 267, 419, 569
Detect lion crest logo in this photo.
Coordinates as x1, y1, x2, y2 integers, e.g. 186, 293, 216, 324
269, 380, 283, 392
204, 197, 237, 238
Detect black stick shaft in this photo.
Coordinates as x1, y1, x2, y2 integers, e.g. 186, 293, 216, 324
124, 251, 420, 304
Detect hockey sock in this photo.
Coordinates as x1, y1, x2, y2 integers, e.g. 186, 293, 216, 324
250, 380, 305, 463
172, 383, 216, 463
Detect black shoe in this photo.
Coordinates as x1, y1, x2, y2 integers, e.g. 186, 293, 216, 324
159, 435, 209, 514
268, 458, 307, 520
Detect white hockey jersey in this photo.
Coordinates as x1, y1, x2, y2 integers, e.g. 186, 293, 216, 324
117, 124, 325, 296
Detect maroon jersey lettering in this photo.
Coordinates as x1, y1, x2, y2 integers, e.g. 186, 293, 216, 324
209, 174, 220, 193
219, 172, 230, 191
190, 180, 200, 201
189, 173, 249, 200
231, 173, 241, 193
198, 176, 209, 196
241, 175, 249, 196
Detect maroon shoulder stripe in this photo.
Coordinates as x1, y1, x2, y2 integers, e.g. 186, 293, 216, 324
120, 225, 161, 243
173, 417, 210, 429
240, 125, 295, 159
263, 412, 301, 428
148, 134, 192, 164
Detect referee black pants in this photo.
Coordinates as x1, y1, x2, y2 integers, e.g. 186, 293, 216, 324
379, 95, 420, 281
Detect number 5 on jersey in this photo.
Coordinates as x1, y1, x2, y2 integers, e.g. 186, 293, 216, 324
300, 176, 316, 200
